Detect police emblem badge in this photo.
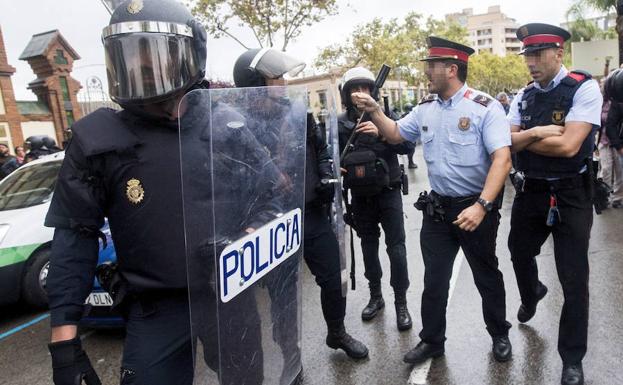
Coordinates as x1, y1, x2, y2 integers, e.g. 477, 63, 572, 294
458, 117, 470, 131
127, 0, 144, 14
126, 178, 145, 204
552, 110, 565, 125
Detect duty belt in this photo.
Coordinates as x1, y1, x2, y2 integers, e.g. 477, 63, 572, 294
522, 174, 585, 193
430, 191, 479, 207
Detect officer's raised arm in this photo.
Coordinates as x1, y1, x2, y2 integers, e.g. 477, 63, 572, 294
351, 92, 406, 144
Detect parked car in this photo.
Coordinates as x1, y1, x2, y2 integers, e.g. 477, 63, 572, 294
0, 152, 123, 327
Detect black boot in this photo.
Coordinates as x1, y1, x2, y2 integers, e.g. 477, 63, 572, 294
394, 292, 412, 331
561, 363, 584, 385
518, 282, 548, 323
361, 284, 384, 321
408, 161, 417, 169
326, 321, 369, 359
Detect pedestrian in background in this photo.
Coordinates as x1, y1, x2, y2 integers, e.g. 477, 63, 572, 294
604, 83, 623, 208
496, 92, 511, 115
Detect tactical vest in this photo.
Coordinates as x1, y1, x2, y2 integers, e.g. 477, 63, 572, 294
69, 105, 267, 292
337, 112, 403, 194
517, 71, 594, 178
69, 108, 189, 291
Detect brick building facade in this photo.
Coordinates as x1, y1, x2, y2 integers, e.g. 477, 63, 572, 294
0, 26, 82, 153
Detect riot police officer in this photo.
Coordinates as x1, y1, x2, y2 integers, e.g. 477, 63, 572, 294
351, 37, 513, 365
508, 24, 602, 385
233, 48, 369, 360
24, 135, 62, 159
337, 66, 414, 331
45, 1, 275, 384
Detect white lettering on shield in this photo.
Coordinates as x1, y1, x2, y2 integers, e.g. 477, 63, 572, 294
219, 208, 302, 303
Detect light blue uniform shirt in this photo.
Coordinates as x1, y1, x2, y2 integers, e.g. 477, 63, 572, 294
398, 83, 511, 197
508, 65, 602, 127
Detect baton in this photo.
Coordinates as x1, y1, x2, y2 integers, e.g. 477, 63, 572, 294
339, 64, 391, 163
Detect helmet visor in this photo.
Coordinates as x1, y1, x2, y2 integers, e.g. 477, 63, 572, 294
251, 48, 306, 80
104, 32, 199, 104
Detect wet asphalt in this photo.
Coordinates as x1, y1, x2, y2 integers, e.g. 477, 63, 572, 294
1, 146, 622, 385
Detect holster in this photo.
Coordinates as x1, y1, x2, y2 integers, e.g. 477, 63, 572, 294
414, 191, 445, 222
400, 164, 409, 195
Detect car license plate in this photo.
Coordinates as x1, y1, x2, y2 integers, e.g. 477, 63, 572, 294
85, 292, 113, 307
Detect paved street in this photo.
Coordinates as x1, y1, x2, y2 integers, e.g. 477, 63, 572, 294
1, 146, 622, 385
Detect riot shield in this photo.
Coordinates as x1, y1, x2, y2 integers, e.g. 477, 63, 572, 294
321, 91, 349, 296
180, 86, 307, 385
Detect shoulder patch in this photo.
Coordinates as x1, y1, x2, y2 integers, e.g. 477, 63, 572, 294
562, 70, 592, 87
418, 94, 437, 105
466, 92, 493, 107
570, 70, 592, 80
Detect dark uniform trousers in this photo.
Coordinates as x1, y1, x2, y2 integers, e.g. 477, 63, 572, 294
267, 207, 346, 339
508, 184, 592, 365
120, 288, 263, 385
352, 187, 410, 292
420, 194, 511, 345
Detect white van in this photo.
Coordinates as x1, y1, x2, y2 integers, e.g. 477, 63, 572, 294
0, 152, 63, 307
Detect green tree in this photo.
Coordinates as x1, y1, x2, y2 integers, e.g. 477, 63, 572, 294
468, 52, 531, 95
314, 12, 468, 85
571, 0, 622, 63
188, 0, 339, 50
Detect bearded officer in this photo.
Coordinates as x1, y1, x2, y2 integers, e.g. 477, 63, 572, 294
508, 23, 602, 385
351, 36, 513, 364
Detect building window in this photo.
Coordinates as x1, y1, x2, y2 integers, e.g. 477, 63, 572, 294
54, 49, 68, 65
317, 90, 327, 109
65, 110, 75, 127
59, 77, 70, 101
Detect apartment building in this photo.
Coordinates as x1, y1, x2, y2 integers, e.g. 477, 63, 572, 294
445, 5, 522, 56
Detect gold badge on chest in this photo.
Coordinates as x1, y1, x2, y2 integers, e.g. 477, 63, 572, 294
126, 178, 145, 204
552, 110, 565, 125
458, 117, 471, 131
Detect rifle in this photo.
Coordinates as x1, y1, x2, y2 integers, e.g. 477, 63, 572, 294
339, 64, 391, 163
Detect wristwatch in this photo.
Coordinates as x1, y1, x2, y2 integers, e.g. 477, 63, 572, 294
477, 197, 493, 212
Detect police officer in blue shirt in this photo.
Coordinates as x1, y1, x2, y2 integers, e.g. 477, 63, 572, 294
507, 23, 602, 385
351, 36, 513, 365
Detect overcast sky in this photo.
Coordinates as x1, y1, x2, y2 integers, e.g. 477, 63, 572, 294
0, 0, 574, 101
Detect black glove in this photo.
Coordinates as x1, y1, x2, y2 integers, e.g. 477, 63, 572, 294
49, 337, 102, 385
315, 178, 336, 204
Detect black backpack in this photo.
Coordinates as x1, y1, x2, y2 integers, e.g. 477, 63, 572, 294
342, 144, 390, 196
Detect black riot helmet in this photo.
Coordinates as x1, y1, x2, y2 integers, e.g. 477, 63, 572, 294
102, 0, 207, 106
339, 67, 378, 110
233, 48, 306, 88
24, 136, 45, 152
605, 68, 623, 103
